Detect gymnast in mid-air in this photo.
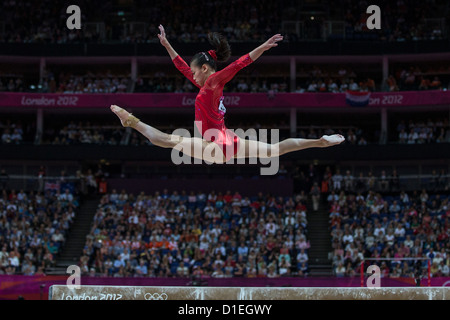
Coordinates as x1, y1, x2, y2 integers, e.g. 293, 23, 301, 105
111, 24, 345, 164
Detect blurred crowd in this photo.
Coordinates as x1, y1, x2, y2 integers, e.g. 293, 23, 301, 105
0, 119, 33, 145
1, 162, 448, 278
42, 121, 124, 146
0, 188, 78, 275
135, 75, 292, 94
0, 0, 106, 44
289, 162, 450, 278
0, 75, 26, 92
1, 115, 363, 146
292, 164, 449, 209
0, 72, 131, 94
342, 0, 447, 41
4, 115, 450, 148
1, 1, 448, 44
397, 118, 450, 144
328, 188, 449, 278
41, 70, 132, 94
0, 116, 429, 147
2, 66, 449, 95
80, 190, 311, 278
386, 65, 450, 92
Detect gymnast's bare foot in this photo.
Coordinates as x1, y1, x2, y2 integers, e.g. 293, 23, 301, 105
320, 134, 345, 147
110, 105, 140, 128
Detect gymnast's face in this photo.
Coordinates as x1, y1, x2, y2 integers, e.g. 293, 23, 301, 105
190, 63, 214, 87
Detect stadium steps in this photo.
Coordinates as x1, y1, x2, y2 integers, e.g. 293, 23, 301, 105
49, 196, 101, 275
306, 199, 333, 276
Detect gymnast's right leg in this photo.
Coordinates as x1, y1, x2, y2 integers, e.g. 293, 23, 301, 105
110, 104, 180, 148
110, 105, 225, 163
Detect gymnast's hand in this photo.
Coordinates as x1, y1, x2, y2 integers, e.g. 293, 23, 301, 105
249, 34, 284, 61
158, 24, 179, 60
262, 34, 284, 51
157, 24, 169, 47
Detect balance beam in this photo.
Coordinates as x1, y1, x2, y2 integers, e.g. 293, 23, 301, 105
49, 285, 450, 300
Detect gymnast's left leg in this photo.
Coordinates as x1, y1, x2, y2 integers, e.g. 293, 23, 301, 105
234, 134, 345, 159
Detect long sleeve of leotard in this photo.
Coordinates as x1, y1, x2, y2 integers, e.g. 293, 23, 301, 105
212, 53, 253, 87
172, 55, 201, 89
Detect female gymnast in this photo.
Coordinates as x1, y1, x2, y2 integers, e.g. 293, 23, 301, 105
111, 24, 345, 164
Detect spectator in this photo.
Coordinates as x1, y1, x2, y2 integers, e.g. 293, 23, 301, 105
310, 182, 321, 211
339, 171, 351, 193
296, 249, 309, 265
1, 129, 11, 144
398, 129, 408, 143
335, 262, 346, 277
379, 170, 390, 191
332, 169, 343, 191
51, 229, 65, 245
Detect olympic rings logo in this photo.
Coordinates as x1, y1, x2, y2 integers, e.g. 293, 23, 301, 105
144, 293, 168, 300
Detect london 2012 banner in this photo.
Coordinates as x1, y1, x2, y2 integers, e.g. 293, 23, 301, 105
0, 90, 449, 109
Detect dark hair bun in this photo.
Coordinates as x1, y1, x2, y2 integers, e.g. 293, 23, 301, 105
207, 33, 231, 63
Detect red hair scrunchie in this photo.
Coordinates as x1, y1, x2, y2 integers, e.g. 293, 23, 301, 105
208, 50, 217, 61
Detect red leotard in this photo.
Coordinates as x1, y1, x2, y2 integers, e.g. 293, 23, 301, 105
172, 54, 253, 161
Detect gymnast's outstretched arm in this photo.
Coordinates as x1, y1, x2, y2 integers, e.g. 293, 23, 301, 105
249, 34, 284, 62
158, 24, 178, 60
213, 34, 284, 87
158, 24, 201, 89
